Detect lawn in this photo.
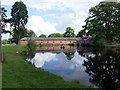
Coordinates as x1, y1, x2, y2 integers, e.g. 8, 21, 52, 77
2, 45, 92, 88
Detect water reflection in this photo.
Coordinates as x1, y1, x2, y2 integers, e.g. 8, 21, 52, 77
29, 47, 93, 86
64, 51, 75, 60
27, 46, 120, 89
83, 49, 120, 90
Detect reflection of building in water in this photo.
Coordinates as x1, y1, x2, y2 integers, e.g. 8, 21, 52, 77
19, 37, 93, 46
36, 45, 76, 52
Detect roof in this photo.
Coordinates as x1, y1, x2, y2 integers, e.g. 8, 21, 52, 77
20, 37, 80, 41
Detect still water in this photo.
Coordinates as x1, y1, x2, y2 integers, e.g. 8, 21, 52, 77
28, 46, 120, 89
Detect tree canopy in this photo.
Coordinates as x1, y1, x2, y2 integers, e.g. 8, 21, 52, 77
64, 27, 75, 37
39, 34, 46, 38
26, 29, 36, 37
48, 33, 63, 38
77, 29, 86, 37
83, 2, 120, 43
11, 1, 28, 44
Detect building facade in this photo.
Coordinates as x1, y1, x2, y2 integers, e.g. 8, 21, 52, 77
19, 37, 79, 46
19, 37, 93, 46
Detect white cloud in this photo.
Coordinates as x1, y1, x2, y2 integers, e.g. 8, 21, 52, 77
26, 16, 56, 36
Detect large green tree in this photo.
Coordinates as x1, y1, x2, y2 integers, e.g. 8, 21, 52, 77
11, 1, 28, 44
64, 27, 75, 37
83, 1, 120, 43
48, 33, 63, 38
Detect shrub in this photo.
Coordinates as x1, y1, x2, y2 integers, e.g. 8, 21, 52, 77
22, 39, 36, 59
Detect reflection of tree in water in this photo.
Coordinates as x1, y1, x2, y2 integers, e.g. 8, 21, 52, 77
64, 51, 75, 60
83, 49, 120, 90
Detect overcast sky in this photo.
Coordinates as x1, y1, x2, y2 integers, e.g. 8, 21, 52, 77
1, 0, 119, 39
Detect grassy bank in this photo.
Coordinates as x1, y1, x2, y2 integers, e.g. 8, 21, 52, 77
2, 45, 91, 88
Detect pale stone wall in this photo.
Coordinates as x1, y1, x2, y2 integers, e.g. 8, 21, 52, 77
19, 39, 77, 46
19, 37, 93, 46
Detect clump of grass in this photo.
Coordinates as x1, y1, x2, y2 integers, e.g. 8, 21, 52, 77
71, 80, 80, 84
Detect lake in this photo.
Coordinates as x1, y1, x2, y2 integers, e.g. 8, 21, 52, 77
27, 46, 120, 89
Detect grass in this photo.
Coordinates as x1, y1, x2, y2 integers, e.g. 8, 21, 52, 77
2, 45, 92, 88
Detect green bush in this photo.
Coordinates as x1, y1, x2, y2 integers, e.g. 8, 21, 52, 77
22, 39, 36, 59
93, 36, 106, 47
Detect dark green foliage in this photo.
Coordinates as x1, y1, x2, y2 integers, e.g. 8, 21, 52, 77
48, 33, 63, 37
1, 8, 11, 34
2, 39, 8, 45
11, 1, 28, 26
83, 2, 120, 43
12, 27, 27, 44
25, 39, 36, 59
26, 29, 36, 37
83, 49, 120, 89
64, 27, 75, 37
11, 1, 28, 44
93, 32, 106, 47
39, 34, 46, 38
77, 29, 86, 37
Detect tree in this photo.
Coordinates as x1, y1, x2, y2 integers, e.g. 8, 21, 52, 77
0, 7, 12, 62
83, 2, 120, 43
77, 29, 86, 37
12, 26, 27, 43
1, 8, 11, 34
39, 34, 46, 38
25, 39, 36, 59
26, 29, 36, 37
11, 1, 28, 44
64, 27, 75, 37
48, 33, 63, 38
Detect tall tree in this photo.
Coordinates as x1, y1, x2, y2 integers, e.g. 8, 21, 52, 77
11, 1, 28, 44
64, 27, 75, 37
83, 2, 120, 43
